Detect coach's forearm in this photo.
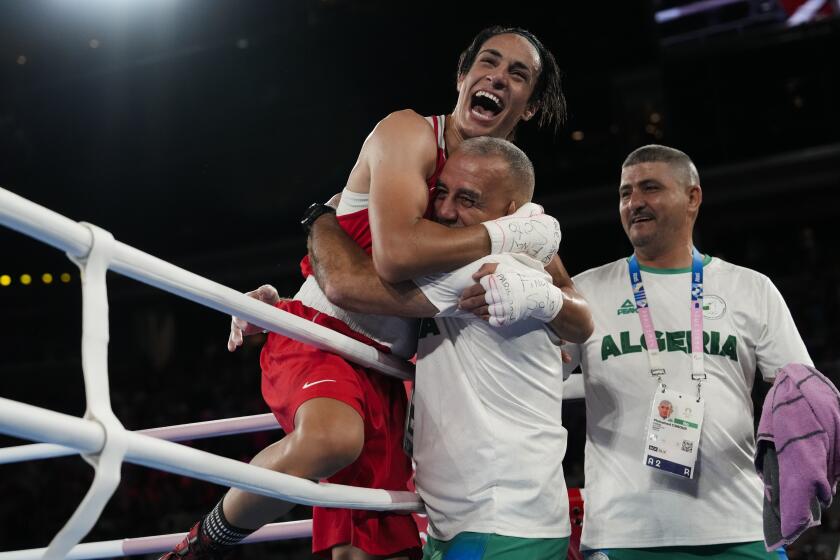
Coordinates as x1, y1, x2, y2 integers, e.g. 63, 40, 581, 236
308, 214, 438, 317
549, 288, 594, 344
545, 255, 594, 343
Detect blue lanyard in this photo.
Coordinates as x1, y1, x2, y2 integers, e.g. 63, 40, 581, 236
628, 249, 706, 397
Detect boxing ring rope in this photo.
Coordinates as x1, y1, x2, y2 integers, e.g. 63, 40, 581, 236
0, 188, 414, 381
0, 186, 422, 559
0, 413, 280, 464
0, 521, 314, 560
0, 185, 585, 559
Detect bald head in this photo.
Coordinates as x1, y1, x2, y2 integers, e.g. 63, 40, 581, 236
458, 136, 535, 205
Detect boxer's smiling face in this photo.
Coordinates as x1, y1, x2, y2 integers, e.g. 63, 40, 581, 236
453, 33, 540, 141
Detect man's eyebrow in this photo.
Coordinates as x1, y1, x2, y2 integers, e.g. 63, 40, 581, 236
620, 178, 662, 190
454, 187, 482, 199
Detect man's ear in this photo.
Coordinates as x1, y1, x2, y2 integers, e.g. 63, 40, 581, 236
506, 200, 517, 216
456, 74, 465, 93
688, 184, 703, 211
687, 184, 702, 224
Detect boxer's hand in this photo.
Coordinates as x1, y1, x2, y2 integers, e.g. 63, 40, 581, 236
227, 284, 280, 352
465, 264, 573, 360
481, 203, 562, 265
514, 201, 546, 217
477, 262, 564, 328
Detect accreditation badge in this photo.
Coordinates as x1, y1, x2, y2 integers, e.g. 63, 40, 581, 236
642, 386, 704, 479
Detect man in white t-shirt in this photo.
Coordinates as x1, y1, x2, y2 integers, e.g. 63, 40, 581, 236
462, 144, 811, 559
307, 136, 594, 559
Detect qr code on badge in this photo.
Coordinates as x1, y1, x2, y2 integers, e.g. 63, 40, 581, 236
681, 440, 694, 453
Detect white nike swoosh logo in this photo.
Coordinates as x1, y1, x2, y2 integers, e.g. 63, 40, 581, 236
302, 379, 336, 389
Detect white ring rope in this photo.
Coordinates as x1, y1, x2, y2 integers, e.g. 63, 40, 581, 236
0, 188, 414, 381
0, 395, 424, 511
0, 186, 420, 557
0, 185, 585, 557
0, 520, 313, 560
0, 413, 280, 464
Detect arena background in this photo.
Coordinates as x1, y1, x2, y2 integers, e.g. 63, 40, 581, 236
1, 0, 838, 558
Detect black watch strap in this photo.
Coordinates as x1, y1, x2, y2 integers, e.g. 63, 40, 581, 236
301, 202, 337, 234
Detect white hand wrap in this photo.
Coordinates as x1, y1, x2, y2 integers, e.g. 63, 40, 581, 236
481, 203, 562, 265
479, 262, 564, 328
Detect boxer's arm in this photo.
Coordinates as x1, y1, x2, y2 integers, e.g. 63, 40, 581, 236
366, 111, 492, 283
308, 213, 439, 317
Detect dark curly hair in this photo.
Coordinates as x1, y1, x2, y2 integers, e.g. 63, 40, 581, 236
457, 26, 567, 135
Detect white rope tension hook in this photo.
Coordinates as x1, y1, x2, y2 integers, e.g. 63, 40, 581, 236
45, 223, 128, 560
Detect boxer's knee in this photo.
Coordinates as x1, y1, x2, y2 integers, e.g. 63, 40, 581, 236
287, 397, 364, 479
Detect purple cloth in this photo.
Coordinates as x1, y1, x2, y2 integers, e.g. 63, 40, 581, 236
755, 363, 840, 550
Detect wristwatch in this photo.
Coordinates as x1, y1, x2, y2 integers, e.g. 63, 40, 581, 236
300, 202, 337, 234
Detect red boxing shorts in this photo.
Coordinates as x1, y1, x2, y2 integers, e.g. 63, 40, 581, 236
260, 300, 421, 559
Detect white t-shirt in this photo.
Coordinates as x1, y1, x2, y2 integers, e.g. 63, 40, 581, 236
414, 254, 571, 541
563, 256, 812, 549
